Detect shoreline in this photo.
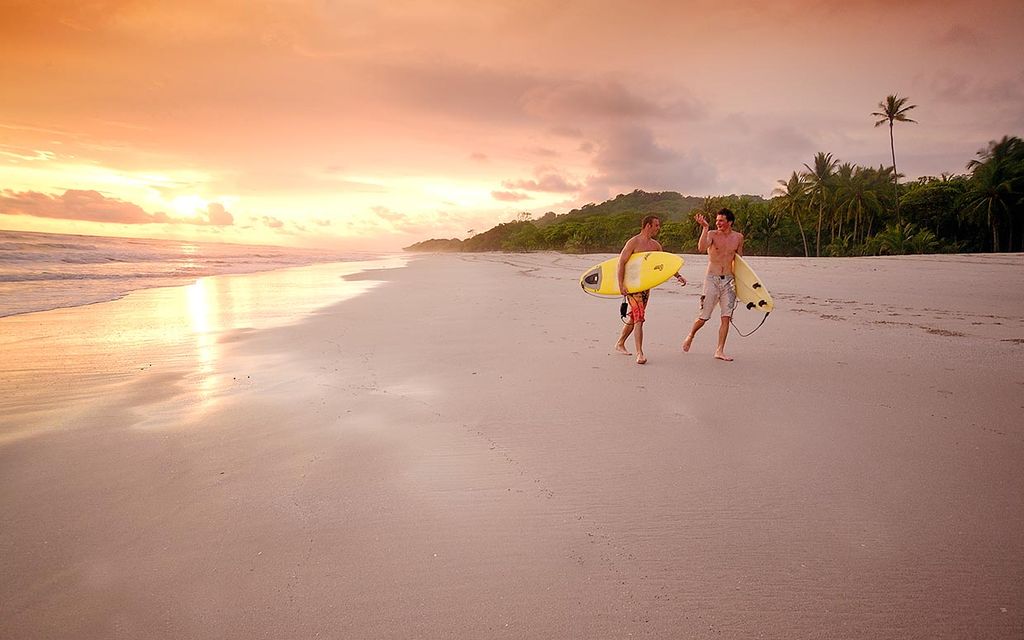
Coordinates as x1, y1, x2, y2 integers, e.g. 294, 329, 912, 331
2, 252, 1022, 638
0, 257, 407, 443
0, 227, 401, 319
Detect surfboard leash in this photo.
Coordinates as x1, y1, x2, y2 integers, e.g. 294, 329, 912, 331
578, 286, 631, 324
730, 312, 770, 337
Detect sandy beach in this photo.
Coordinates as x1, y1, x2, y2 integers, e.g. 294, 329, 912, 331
2, 252, 1022, 639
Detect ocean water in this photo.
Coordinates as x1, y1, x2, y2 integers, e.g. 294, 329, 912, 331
0, 229, 390, 318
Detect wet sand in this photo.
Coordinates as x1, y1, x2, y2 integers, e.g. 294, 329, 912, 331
2, 252, 1022, 638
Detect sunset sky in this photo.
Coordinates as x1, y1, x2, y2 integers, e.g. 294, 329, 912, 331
1, 0, 1022, 251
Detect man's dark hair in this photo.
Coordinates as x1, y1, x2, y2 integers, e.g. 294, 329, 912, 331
717, 208, 735, 223
641, 214, 661, 228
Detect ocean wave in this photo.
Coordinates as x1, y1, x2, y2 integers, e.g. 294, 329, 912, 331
0, 271, 182, 283
0, 229, 386, 317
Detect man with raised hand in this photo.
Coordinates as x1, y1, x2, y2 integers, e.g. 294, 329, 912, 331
682, 208, 744, 361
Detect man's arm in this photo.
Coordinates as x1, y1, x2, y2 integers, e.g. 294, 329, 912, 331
736, 233, 744, 256
695, 213, 711, 252
617, 237, 637, 294
698, 229, 714, 253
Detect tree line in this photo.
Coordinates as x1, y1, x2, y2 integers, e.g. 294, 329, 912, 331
406, 134, 1023, 256
769, 134, 1024, 256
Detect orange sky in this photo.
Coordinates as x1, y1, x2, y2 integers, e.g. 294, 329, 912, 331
1, 0, 1022, 250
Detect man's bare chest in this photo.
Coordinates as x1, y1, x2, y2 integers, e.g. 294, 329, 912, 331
710, 234, 740, 253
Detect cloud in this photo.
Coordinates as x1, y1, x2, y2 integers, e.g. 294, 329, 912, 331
371, 205, 438, 235
595, 126, 677, 168
584, 125, 717, 198
931, 69, 1024, 104
226, 169, 389, 193
521, 79, 705, 123
494, 166, 583, 203
258, 215, 284, 229
0, 189, 170, 224
528, 146, 560, 158
368, 59, 537, 126
502, 170, 581, 193
934, 24, 982, 47
550, 125, 584, 138
372, 206, 407, 223
0, 189, 238, 226
205, 202, 234, 225
755, 125, 817, 157
491, 190, 530, 202
0, 145, 55, 162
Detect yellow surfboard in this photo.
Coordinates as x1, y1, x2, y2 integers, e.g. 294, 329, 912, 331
580, 251, 684, 296
733, 255, 774, 312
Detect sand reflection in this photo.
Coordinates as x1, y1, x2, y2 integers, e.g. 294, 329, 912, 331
150, 259, 399, 422
0, 258, 405, 438
185, 278, 219, 408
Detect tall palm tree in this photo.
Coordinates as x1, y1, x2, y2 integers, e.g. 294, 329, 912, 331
802, 152, 839, 257
872, 94, 918, 224
773, 172, 810, 257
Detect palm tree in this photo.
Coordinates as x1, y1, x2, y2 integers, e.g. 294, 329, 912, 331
836, 166, 883, 245
963, 136, 1024, 251
872, 94, 918, 224
870, 223, 939, 255
749, 205, 783, 256
773, 172, 810, 257
966, 135, 1023, 173
833, 162, 856, 242
802, 152, 839, 257
869, 164, 896, 235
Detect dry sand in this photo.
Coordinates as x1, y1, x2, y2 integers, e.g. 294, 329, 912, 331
1, 252, 1022, 639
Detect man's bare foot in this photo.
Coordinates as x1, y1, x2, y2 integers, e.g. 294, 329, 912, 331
615, 343, 631, 355
682, 334, 693, 352
636, 354, 647, 365
714, 352, 733, 362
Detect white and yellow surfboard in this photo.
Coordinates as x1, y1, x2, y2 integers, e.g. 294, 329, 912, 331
733, 255, 774, 313
579, 251, 684, 296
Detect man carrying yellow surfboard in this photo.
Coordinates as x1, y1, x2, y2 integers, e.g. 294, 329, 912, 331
682, 208, 744, 361
614, 215, 686, 365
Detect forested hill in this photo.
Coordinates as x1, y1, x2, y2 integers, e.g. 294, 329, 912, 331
537, 190, 708, 225
404, 189, 763, 254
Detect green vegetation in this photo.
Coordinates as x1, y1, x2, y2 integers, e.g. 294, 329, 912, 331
406, 134, 1024, 256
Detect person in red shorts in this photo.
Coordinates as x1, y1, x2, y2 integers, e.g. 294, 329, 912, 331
614, 215, 685, 364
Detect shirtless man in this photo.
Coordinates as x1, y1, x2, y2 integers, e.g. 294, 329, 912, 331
682, 208, 744, 361
614, 215, 686, 365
